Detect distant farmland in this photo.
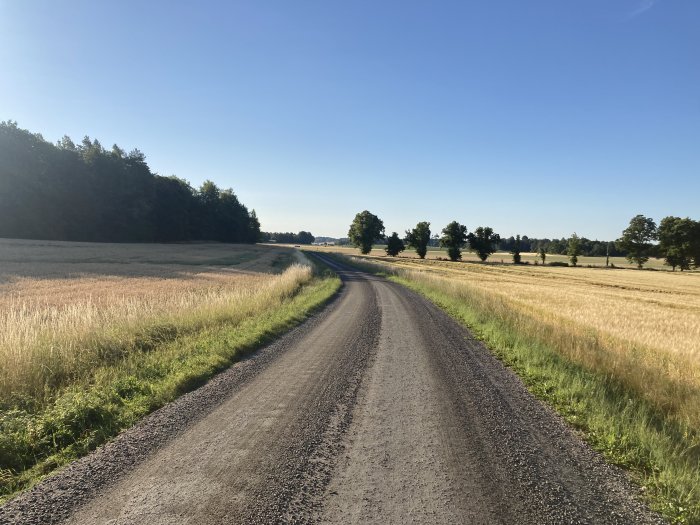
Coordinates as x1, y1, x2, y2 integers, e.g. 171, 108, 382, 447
300, 244, 676, 270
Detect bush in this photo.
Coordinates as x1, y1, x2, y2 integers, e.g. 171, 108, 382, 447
549, 261, 569, 267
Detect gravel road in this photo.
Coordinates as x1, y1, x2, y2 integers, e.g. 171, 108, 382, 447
0, 255, 663, 524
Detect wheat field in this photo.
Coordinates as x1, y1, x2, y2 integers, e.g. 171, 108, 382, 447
0, 238, 310, 402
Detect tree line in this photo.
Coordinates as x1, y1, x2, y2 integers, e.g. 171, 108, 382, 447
348, 211, 700, 271
498, 236, 626, 257
345, 227, 626, 257
0, 121, 260, 243
260, 231, 315, 244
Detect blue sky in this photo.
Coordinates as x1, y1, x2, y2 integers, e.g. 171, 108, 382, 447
1, 0, 698, 240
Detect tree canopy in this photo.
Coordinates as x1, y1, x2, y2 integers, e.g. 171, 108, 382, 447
261, 231, 315, 244
500, 235, 626, 257
694, 222, 700, 269
617, 215, 658, 269
348, 210, 385, 254
0, 121, 260, 243
658, 216, 698, 271
385, 232, 405, 257
468, 226, 500, 262
511, 234, 522, 264
440, 221, 468, 261
405, 221, 431, 259
567, 233, 581, 267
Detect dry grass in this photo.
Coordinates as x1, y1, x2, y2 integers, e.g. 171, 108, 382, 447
0, 238, 309, 402
382, 257, 700, 358
346, 253, 700, 429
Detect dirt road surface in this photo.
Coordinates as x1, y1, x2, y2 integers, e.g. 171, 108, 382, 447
0, 255, 663, 524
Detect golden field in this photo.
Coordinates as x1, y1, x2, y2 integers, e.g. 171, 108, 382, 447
376, 256, 700, 359
0, 238, 310, 401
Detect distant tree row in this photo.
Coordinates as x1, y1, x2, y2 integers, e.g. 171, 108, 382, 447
499, 236, 626, 258
260, 231, 315, 244
0, 121, 260, 243
618, 214, 700, 271
347, 212, 476, 262
348, 211, 700, 271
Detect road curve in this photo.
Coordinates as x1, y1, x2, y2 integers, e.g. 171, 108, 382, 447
0, 255, 662, 524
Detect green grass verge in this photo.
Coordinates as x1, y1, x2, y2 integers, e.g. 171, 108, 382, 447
0, 267, 340, 503
334, 254, 698, 524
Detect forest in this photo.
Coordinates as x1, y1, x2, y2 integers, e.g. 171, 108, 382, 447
260, 231, 315, 244
0, 121, 260, 243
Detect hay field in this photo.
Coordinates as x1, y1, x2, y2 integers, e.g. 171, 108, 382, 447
0, 238, 307, 402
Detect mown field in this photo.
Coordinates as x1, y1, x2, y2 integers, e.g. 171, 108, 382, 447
0, 239, 340, 500
322, 248, 700, 523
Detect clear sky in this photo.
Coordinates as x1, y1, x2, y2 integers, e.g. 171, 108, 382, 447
1, 0, 698, 240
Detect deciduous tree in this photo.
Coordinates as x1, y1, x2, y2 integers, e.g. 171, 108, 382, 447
658, 216, 695, 271
296, 231, 315, 244
405, 221, 431, 259
467, 226, 501, 262
617, 215, 658, 269
440, 221, 468, 261
385, 232, 405, 257
693, 221, 700, 269
568, 233, 581, 267
348, 210, 385, 254
511, 234, 522, 264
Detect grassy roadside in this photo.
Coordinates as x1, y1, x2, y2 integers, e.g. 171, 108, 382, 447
334, 254, 698, 524
0, 259, 341, 503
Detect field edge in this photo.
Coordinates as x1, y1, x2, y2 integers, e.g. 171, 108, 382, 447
0, 262, 342, 504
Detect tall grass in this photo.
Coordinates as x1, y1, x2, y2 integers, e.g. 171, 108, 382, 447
0, 265, 312, 404
343, 255, 700, 523
403, 268, 699, 429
